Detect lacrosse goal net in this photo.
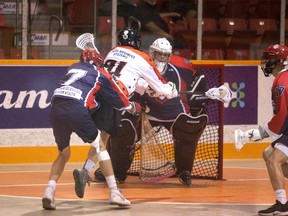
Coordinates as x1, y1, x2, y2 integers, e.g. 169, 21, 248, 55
128, 64, 224, 180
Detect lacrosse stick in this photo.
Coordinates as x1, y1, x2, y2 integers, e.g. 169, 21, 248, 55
140, 112, 176, 183
179, 84, 232, 103
75, 33, 99, 52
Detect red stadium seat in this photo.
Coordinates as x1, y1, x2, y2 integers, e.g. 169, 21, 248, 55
0, 48, 5, 59
221, 0, 253, 18
10, 48, 41, 59
173, 30, 197, 50
188, 18, 218, 31
225, 49, 255, 60
228, 30, 257, 49
202, 49, 224, 60
249, 18, 278, 36
252, 0, 280, 19
202, 30, 227, 49
0, 15, 5, 27
172, 49, 195, 60
259, 30, 280, 47
219, 18, 248, 35
202, 0, 226, 18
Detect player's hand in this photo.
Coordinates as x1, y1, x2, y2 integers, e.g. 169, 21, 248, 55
127, 102, 141, 116
167, 81, 178, 99
146, 86, 157, 97
234, 128, 262, 150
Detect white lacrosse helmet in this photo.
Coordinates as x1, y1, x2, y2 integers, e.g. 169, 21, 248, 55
149, 38, 172, 74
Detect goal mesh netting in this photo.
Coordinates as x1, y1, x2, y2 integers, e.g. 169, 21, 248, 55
127, 64, 224, 180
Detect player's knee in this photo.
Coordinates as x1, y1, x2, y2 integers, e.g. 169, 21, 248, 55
263, 145, 273, 162
58, 146, 71, 162
97, 150, 110, 162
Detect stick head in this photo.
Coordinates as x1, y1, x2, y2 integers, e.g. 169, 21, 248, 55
234, 129, 248, 151
76, 33, 99, 52
206, 85, 232, 103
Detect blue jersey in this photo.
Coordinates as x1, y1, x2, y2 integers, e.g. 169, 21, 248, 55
143, 56, 204, 121
52, 62, 130, 111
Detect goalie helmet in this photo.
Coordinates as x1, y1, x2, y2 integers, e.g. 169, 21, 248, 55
149, 38, 172, 74
261, 44, 288, 77
80, 49, 104, 67
117, 27, 141, 50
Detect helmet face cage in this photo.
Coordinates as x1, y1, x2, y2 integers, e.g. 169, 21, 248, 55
80, 50, 104, 67
261, 44, 288, 77
117, 27, 142, 50
149, 38, 172, 74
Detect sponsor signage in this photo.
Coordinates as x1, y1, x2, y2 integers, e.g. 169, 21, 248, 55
14, 33, 69, 46
0, 65, 258, 129
0, 66, 67, 128
0, 2, 36, 14
224, 66, 258, 125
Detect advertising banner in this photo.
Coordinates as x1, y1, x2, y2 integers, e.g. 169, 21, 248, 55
0, 66, 67, 128
224, 66, 258, 125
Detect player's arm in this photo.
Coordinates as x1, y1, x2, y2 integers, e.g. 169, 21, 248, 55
139, 55, 178, 99
235, 83, 288, 150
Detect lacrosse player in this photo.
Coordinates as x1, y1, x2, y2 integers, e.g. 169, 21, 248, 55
234, 44, 288, 216
73, 28, 179, 198
42, 42, 136, 209
94, 38, 231, 185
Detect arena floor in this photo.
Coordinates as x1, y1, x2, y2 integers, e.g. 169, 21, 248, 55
0, 159, 284, 216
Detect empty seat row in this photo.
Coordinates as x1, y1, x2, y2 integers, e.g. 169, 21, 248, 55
202, 0, 280, 19
172, 18, 279, 36
0, 48, 41, 59
172, 47, 270, 60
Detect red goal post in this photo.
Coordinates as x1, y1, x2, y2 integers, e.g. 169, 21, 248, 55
128, 63, 224, 180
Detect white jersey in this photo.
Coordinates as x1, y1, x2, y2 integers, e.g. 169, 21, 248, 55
104, 46, 173, 98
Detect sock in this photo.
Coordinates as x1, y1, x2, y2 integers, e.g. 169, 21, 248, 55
84, 159, 95, 173
105, 175, 117, 191
48, 180, 56, 191
276, 189, 287, 204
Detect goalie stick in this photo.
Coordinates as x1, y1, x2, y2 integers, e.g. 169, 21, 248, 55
140, 112, 176, 183
179, 84, 232, 103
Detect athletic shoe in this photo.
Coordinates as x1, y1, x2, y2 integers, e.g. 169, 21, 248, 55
42, 186, 56, 210
94, 168, 106, 182
178, 171, 192, 185
109, 189, 131, 207
258, 200, 288, 215
73, 169, 90, 198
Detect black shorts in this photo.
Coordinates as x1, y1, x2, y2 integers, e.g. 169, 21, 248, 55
50, 99, 98, 151
91, 103, 122, 136
272, 133, 288, 147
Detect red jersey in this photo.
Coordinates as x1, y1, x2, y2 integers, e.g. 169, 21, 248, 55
268, 69, 288, 134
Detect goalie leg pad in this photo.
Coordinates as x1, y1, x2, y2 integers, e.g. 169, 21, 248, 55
172, 113, 208, 175
109, 118, 138, 181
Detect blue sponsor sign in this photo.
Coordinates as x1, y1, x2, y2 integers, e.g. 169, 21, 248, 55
0, 66, 67, 128
224, 66, 258, 125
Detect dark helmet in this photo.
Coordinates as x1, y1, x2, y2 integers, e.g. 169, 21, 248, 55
117, 27, 141, 50
261, 44, 288, 77
80, 49, 104, 67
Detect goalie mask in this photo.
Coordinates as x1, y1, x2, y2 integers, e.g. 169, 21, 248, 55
117, 27, 141, 50
149, 38, 172, 74
261, 44, 288, 77
80, 49, 104, 67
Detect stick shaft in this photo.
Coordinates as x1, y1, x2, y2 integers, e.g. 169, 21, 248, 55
178, 91, 206, 95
